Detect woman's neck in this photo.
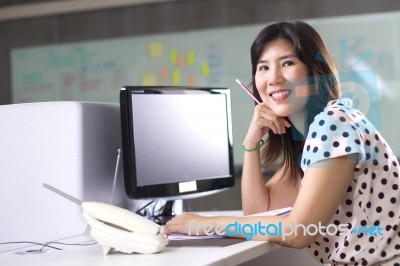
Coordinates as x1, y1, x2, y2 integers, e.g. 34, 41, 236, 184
289, 111, 306, 137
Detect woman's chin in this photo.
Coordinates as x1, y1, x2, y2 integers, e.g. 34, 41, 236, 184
271, 108, 290, 118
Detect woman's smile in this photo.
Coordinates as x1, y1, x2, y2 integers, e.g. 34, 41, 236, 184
269, 89, 292, 101
255, 38, 311, 121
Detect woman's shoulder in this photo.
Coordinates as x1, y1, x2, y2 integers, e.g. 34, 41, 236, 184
311, 98, 365, 129
318, 98, 359, 118
305, 97, 369, 145
302, 98, 367, 169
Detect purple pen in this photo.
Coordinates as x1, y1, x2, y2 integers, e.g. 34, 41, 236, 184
235, 79, 261, 105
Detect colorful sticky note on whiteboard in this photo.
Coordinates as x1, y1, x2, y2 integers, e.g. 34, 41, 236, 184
160, 65, 169, 82
170, 49, 178, 64
201, 62, 210, 77
187, 50, 195, 66
148, 42, 163, 58
178, 54, 186, 70
172, 70, 180, 85
187, 73, 196, 86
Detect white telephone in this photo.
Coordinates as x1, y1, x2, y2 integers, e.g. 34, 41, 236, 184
43, 183, 168, 255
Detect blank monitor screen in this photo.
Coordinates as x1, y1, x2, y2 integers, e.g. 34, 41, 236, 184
120, 86, 234, 200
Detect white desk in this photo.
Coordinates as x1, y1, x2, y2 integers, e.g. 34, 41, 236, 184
0, 211, 280, 266
0, 235, 279, 266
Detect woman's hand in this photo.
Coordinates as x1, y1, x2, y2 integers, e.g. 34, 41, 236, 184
244, 103, 291, 146
164, 213, 209, 236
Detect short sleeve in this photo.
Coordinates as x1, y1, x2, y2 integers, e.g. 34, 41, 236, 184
301, 100, 366, 170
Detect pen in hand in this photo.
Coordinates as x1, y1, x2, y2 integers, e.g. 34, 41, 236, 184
236, 78, 290, 136
235, 79, 261, 105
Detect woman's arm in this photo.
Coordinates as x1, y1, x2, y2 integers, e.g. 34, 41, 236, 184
241, 157, 300, 215
264, 167, 300, 211
240, 145, 269, 215
241, 103, 292, 215
165, 154, 356, 248
276, 154, 356, 247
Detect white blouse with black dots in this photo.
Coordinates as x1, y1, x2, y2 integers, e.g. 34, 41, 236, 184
301, 98, 400, 265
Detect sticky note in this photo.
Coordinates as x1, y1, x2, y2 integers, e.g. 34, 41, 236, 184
172, 70, 180, 85
148, 42, 163, 58
187, 50, 195, 66
170, 49, 178, 64
160, 65, 169, 82
178, 54, 186, 70
201, 62, 210, 77
188, 73, 196, 86
141, 73, 157, 86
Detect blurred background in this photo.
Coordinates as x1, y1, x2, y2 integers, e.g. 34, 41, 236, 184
1, 0, 400, 210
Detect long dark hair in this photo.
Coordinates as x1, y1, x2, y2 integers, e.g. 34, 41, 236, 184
250, 21, 341, 181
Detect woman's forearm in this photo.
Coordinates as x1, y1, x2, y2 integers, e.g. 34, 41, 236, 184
241, 146, 270, 215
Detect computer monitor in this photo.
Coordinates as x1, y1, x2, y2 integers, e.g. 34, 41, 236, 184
119, 86, 235, 209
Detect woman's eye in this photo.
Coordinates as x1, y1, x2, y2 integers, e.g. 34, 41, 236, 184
258, 65, 268, 71
282, 60, 294, 67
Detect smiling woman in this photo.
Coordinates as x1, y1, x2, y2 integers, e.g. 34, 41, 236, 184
165, 21, 400, 266
254, 38, 311, 125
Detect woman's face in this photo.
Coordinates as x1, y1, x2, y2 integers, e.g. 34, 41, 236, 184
255, 38, 314, 120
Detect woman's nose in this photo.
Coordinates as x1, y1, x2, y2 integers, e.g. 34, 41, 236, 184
268, 67, 285, 86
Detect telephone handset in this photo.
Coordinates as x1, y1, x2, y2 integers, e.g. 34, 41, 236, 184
43, 183, 168, 255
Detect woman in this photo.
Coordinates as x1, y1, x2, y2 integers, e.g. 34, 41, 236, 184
165, 21, 400, 265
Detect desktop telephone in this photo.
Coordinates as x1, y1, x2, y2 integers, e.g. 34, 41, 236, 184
43, 183, 168, 255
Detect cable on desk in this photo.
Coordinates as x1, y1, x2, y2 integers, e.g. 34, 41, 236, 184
0, 239, 97, 253
135, 200, 155, 216
38, 240, 97, 252
0, 241, 62, 251
135, 200, 191, 225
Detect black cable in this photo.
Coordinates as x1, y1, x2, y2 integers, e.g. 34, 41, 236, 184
153, 201, 167, 216
135, 200, 154, 215
0, 239, 97, 252
135, 200, 190, 225
184, 200, 190, 212
0, 241, 62, 251
39, 240, 97, 252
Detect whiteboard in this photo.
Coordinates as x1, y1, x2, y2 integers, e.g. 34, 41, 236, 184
11, 11, 400, 164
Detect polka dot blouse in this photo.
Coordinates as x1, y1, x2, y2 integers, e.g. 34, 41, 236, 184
301, 98, 400, 265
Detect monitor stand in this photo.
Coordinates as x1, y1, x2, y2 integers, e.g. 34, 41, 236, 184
152, 199, 188, 225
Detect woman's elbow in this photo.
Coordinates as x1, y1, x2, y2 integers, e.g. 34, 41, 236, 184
275, 234, 314, 249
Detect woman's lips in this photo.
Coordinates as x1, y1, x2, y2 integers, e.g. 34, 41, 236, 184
269, 89, 292, 101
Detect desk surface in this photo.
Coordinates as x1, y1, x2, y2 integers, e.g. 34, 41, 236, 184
0, 211, 280, 266
1, 235, 279, 266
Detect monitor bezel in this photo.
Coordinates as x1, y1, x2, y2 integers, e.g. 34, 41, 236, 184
120, 86, 235, 200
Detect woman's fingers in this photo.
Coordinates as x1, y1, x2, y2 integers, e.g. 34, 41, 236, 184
255, 105, 290, 135
283, 118, 291, 128
245, 104, 291, 144
164, 213, 205, 235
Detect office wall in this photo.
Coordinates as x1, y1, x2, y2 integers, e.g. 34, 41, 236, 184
1, 4, 398, 263
1, 0, 400, 106
1, 0, 400, 205
8, 11, 400, 166
2, 0, 400, 169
